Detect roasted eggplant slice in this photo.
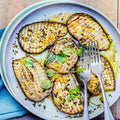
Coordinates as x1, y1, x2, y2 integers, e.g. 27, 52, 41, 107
18, 21, 67, 53
52, 74, 84, 114
12, 55, 52, 101
45, 38, 78, 73
67, 13, 110, 50
76, 54, 115, 95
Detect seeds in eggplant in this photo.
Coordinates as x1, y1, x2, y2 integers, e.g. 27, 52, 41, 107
45, 38, 78, 73
76, 54, 115, 95
12, 55, 52, 101
52, 74, 84, 114
18, 21, 67, 53
67, 13, 110, 50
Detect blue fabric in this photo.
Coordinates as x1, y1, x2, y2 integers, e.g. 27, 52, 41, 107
0, 28, 27, 120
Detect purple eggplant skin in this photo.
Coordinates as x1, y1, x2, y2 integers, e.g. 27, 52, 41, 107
18, 21, 68, 54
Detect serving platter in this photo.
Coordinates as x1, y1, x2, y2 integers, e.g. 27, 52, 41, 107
1, 0, 120, 120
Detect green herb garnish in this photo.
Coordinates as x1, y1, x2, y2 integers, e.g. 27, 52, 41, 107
23, 57, 34, 68
77, 63, 84, 73
46, 69, 56, 77
67, 84, 81, 101
57, 53, 67, 63
67, 94, 76, 101
77, 63, 84, 77
69, 84, 81, 95
76, 46, 85, 56
40, 79, 52, 89
45, 52, 55, 64
63, 48, 73, 56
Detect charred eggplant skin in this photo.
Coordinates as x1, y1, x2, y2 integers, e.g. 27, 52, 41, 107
18, 21, 67, 54
67, 13, 110, 51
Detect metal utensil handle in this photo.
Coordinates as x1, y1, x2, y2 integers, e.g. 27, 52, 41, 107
83, 82, 89, 120
98, 76, 114, 120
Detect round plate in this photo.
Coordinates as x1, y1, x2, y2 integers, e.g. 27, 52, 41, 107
1, 1, 120, 120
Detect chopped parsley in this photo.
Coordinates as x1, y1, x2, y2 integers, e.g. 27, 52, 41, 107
46, 69, 56, 77
23, 57, 34, 68
57, 53, 67, 63
67, 84, 81, 101
40, 79, 52, 89
63, 48, 73, 56
45, 52, 56, 64
76, 46, 85, 56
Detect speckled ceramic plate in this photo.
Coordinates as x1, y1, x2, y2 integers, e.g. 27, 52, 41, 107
1, 0, 120, 120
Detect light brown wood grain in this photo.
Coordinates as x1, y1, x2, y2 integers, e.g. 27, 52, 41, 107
0, 0, 26, 28
72, 0, 118, 26
0, 0, 120, 120
118, 0, 120, 30
25, 0, 38, 7
113, 97, 120, 119
0, 0, 118, 28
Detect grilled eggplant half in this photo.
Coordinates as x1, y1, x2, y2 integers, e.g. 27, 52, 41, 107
52, 74, 84, 114
76, 55, 115, 95
45, 38, 78, 73
12, 55, 52, 101
67, 13, 110, 50
18, 21, 67, 53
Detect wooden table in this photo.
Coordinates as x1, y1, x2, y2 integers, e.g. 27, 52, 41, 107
0, 0, 120, 120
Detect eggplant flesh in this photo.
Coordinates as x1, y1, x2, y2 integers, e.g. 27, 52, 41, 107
52, 74, 84, 114
67, 13, 110, 51
18, 21, 67, 53
45, 38, 78, 73
12, 56, 52, 101
76, 55, 115, 95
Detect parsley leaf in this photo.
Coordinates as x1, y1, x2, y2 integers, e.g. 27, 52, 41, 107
40, 79, 52, 89
45, 52, 55, 64
46, 69, 56, 77
77, 67, 84, 73
57, 53, 67, 63
67, 84, 81, 101
63, 48, 73, 56
77, 63, 84, 77
76, 46, 85, 56
23, 57, 34, 68
67, 94, 76, 101
69, 84, 81, 95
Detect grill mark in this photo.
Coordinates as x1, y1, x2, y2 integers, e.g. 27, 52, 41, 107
25, 67, 34, 82
18, 22, 67, 54
67, 13, 110, 50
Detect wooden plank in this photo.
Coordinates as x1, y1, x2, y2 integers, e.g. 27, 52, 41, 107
118, 0, 120, 30
0, 0, 26, 29
0, 0, 8, 28
74, 0, 118, 26
25, 0, 39, 7
0, 0, 118, 29
0, 0, 44, 29
113, 97, 120, 119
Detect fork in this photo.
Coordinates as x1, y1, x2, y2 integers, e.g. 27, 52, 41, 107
79, 43, 91, 120
91, 41, 114, 120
